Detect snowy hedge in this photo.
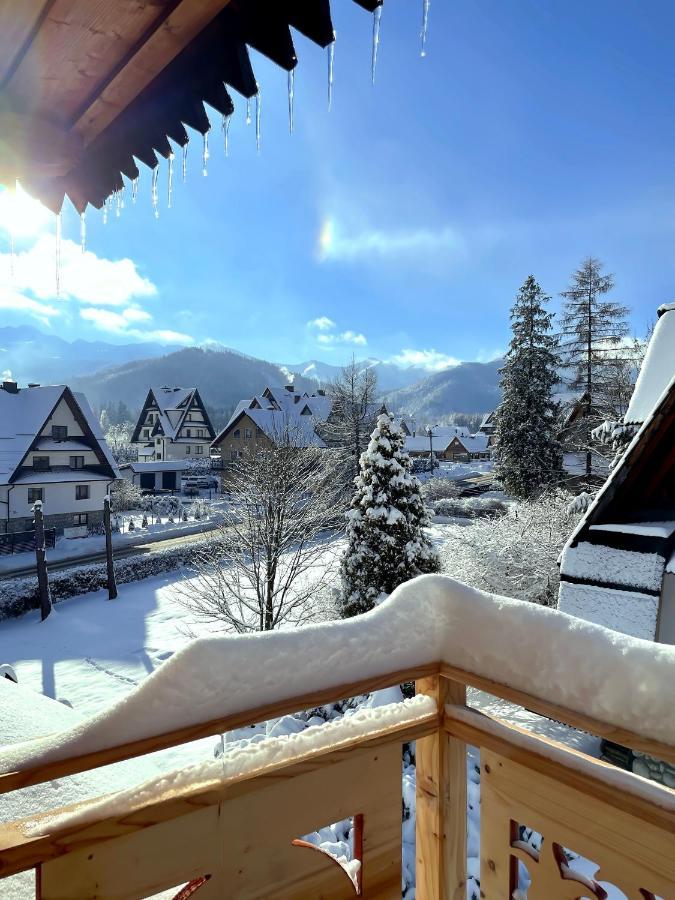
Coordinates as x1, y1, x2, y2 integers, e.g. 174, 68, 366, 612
0, 537, 215, 620
428, 496, 507, 519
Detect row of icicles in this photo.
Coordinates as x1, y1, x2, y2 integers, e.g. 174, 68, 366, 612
8, 0, 431, 297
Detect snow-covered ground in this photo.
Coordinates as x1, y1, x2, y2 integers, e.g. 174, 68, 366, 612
416, 459, 494, 483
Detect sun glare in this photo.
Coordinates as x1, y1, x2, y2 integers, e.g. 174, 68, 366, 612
318, 218, 334, 257
0, 182, 52, 240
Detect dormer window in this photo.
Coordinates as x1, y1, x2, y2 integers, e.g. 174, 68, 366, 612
52, 425, 67, 440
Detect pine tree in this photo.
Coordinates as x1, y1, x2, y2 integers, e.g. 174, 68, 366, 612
493, 276, 564, 498
558, 257, 630, 482
340, 414, 439, 617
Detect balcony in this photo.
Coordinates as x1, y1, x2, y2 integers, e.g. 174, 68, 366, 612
0, 577, 673, 899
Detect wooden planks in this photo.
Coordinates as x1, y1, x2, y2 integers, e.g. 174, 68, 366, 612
0, 0, 51, 88
415, 676, 467, 900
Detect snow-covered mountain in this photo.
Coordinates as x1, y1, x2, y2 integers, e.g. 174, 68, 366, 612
383, 359, 503, 419
284, 358, 431, 393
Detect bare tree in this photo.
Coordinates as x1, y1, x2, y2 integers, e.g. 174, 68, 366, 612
177, 427, 348, 632
104, 421, 137, 463
319, 359, 380, 474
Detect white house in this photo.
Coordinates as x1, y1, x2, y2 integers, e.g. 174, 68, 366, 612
0, 381, 119, 535
131, 387, 215, 462
404, 427, 490, 461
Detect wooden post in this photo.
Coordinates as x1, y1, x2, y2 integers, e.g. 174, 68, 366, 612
415, 675, 467, 900
103, 496, 118, 600
33, 502, 52, 622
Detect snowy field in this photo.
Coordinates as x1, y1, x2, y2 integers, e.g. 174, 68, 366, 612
0, 522, 623, 899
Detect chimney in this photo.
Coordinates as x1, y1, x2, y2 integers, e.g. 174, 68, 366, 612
284, 384, 294, 392
317, 389, 326, 396
294, 395, 301, 403
1, 380, 18, 394
28, 383, 40, 388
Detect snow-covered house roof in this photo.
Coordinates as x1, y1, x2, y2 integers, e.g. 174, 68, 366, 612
558, 313, 675, 639
624, 303, 675, 425
213, 385, 333, 450
131, 386, 215, 445
120, 461, 191, 474
0, 383, 118, 486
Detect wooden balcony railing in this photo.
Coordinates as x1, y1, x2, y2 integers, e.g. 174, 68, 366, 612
0, 578, 674, 899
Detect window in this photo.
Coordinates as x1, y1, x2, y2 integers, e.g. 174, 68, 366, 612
70, 456, 84, 469
156, 453, 162, 460
198, 429, 204, 437
33, 456, 49, 471
51, 425, 67, 440
195, 445, 203, 454
234, 429, 241, 438
143, 429, 149, 439
156, 437, 161, 444
186, 428, 192, 437
245, 428, 252, 439
28, 488, 43, 503
73, 513, 88, 526
256, 427, 263, 438
76, 485, 90, 500
185, 446, 191, 455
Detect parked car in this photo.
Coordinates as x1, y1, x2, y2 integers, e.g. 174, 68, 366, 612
181, 475, 219, 491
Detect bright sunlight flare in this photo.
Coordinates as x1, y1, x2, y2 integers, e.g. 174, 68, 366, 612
0, 182, 52, 239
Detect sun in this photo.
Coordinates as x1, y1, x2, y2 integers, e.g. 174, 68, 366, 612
0, 182, 52, 240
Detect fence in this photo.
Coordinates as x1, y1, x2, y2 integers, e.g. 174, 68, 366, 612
0, 662, 673, 898
0, 528, 56, 556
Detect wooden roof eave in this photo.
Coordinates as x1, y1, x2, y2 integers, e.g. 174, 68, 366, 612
0, 0, 381, 214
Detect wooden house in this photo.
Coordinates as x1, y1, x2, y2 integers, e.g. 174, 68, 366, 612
559, 303, 675, 643
131, 387, 215, 463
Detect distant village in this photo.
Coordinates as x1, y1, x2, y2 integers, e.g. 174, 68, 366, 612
0, 377, 493, 539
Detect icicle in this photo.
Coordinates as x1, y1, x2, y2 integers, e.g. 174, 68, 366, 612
327, 40, 335, 111
151, 166, 159, 219
246, 97, 252, 126
202, 130, 210, 177
255, 92, 261, 153
115, 188, 124, 218
80, 211, 86, 253
222, 113, 232, 157
168, 152, 175, 208
371, 5, 382, 85
182, 141, 188, 183
131, 177, 139, 205
55, 212, 62, 298
102, 196, 109, 225
287, 68, 295, 134
420, 0, 430, 57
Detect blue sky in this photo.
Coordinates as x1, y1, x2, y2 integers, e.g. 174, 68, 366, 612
1, 0, 674, 371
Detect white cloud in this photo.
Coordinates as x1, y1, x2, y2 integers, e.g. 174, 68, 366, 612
1, 236, 156, 306
390, 349, 461, 372
308, 316, 336, 331
79, 307, 192, 344
318, 218, 465, 262
0, 287, 60, 326
307, 317, 367, 347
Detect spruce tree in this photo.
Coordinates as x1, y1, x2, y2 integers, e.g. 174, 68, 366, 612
340, 414, 439, 617
493, 276, 564, 498
558, 257, 630, 482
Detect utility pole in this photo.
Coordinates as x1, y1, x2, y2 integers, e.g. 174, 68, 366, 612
103, 495, 118, 600
33, 501, 52, 621
425, 425, 436, 473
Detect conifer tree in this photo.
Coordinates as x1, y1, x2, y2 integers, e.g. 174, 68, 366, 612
340, 414, 439, 617
494, 276, 564, 498
558, 257, 630, 482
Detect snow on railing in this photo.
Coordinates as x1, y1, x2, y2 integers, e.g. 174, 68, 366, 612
1, 574, 675, 899
2, 573, 675, 789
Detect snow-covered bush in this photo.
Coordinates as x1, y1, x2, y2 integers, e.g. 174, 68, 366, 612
341, 415, 440, 617
440, 490, 579, 606
429, 496, 507, 519
421, 477, 461, 502
109, 478, 143, 513
0, 535, 218, 620
141, 513, 148, 528
127, 518, 135, 532
187, 498, 211, 521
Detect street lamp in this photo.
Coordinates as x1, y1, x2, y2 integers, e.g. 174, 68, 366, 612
425, 424, 439, 473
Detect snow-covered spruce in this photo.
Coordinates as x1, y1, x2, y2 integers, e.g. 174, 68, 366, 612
493, 275, 564, 498
340, 414, 439, 617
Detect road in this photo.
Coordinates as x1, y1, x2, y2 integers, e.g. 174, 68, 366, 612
0, 524, 220, 581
